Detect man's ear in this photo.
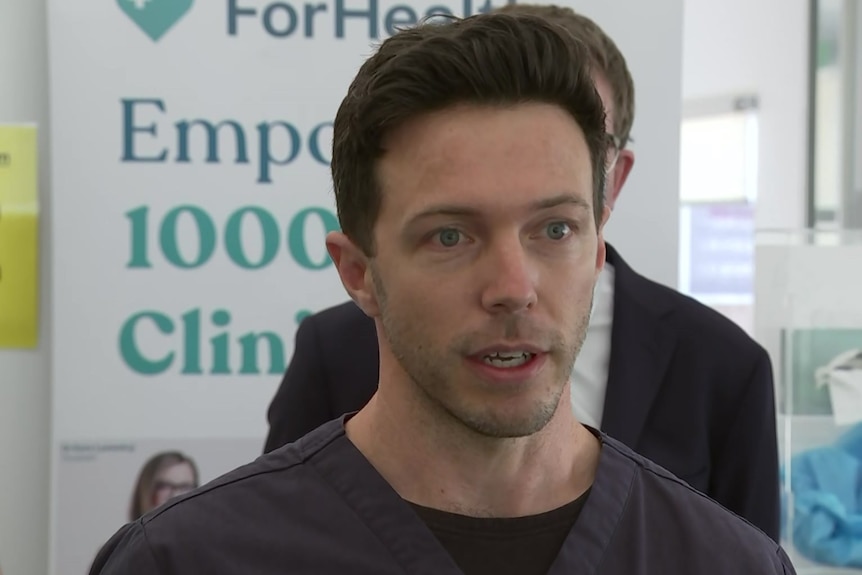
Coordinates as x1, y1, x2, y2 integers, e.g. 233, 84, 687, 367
605, 149, 635, 210
326, 231, 381, 317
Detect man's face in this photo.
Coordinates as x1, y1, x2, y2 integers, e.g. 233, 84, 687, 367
592, 71, 634, 210
339, 103, 607, 438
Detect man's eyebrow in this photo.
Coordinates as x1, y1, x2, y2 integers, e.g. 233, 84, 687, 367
405, 205, 481, 227
529, 194, 592, 212
404, 193, 591, 228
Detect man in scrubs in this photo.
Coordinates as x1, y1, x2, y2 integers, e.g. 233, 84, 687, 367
263, 4, 781, 543
90, 12, 795, 575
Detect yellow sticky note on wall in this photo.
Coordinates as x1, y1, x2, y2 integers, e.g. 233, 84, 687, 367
0, 125, 39, 348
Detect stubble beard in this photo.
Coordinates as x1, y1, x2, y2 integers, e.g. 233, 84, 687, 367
371, 265, 594, 439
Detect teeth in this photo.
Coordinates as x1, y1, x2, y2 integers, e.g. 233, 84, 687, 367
482, 352, 532, 368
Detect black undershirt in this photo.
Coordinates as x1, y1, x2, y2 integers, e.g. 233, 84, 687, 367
409, 489, 590, 575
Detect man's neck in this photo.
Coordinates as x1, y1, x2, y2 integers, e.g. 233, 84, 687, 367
345, 381, 600, 518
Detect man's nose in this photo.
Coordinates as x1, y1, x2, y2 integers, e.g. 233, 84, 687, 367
479, 237, 538, 314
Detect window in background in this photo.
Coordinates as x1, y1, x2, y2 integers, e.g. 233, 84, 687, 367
810, 0, 861, 229
678, 97, 759, 335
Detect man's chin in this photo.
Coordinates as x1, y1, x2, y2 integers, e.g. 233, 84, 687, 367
446, 397, 563, 439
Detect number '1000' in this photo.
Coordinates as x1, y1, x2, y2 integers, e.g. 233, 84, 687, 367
125, 205, 340, 270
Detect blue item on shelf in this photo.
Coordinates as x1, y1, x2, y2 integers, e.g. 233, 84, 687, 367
788, 422, 862, 567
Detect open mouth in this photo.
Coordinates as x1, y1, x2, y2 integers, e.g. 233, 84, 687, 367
481, 351, 536, 368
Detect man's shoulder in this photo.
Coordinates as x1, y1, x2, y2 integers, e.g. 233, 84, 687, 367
305, 300, 371, 326
602, 433, 783, 552
144, 421, 346, 533
91, 421, 363, 574
297, 301, 377, 345
614, 251, 766, 360
597, 434, 794, 572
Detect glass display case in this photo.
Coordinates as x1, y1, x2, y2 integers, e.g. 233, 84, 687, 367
756, 229, 862, 574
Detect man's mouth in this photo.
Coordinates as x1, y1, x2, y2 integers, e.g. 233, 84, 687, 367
480, 351, 536, 368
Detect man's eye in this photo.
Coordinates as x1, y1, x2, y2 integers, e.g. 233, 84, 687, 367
436, 229, 462, 247
546, 222, 572, 240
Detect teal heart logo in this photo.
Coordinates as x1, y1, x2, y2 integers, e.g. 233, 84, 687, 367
116, 0, 194, 42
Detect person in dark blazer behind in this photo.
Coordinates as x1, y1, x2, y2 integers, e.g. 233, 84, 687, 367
264, 4, 780, 542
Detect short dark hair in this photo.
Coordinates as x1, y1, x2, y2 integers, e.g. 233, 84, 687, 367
496, 4, 635, 146
331, 13, 609, 256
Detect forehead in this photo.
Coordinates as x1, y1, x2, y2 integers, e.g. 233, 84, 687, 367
157, 462, 194, 478
376, 103, 594, 223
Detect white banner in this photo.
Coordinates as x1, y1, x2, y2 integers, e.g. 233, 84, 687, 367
47, 1, 682, 574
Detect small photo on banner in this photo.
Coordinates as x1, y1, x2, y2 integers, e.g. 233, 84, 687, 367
53, 438, 261, 575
